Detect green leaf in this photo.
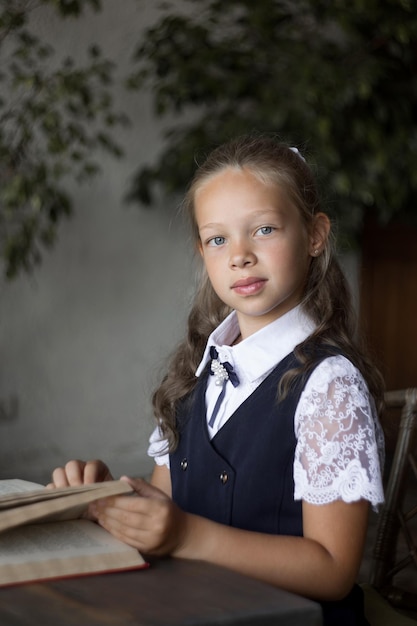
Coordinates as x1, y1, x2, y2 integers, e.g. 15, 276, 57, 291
0, 0, 126, 279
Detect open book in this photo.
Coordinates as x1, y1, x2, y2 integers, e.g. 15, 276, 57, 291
0, 478, 148, 587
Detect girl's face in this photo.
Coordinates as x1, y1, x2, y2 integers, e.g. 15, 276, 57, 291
195, 167, 325, 339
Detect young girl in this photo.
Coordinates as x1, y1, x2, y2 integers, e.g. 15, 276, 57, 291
50, 135, 385, 626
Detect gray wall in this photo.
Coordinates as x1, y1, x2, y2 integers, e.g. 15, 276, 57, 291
0, 1, 193, 483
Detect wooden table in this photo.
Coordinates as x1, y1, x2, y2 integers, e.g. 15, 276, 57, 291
0, 556, 323, 625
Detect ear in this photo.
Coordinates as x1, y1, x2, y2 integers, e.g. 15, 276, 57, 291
309, 212, 331, 257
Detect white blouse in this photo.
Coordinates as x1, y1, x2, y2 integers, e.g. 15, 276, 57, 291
148, 306, 385, 509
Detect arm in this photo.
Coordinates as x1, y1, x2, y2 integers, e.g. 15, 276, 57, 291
173, 497, 368, 600
91, 468, 369, 601
150, 463, 172, 496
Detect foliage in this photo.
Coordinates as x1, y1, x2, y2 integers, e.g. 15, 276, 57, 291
0, 0, 128, 279
126, 0, 417, 247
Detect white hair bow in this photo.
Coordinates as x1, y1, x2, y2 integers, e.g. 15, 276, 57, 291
289, 146, 306, 163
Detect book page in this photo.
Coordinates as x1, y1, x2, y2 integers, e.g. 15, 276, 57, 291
0, 520, 146, 586
0, 483, 80, 509
0, 479, 43, 496
0, 480, 130, 510
0, 520, 139, 562
0, 480, 133, 533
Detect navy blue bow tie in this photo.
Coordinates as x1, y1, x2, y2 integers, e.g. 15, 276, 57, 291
208, 346, 240, 428
209, 346, 240, 387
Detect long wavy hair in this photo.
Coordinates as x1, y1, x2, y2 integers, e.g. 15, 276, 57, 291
152, 134, 385, 451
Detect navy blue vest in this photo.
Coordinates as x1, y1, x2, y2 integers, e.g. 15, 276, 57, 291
170, 348, 369, 626
170, 351, 309, 535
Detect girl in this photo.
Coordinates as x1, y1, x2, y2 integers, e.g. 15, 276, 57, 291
51, 135, 385, 626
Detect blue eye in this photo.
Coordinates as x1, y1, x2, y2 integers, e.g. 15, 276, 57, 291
257, 226, 273, 235
208, 236, 225, 246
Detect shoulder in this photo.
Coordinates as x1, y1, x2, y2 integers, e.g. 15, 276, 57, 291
313, 352, 363, 378
303, 354, 370, 400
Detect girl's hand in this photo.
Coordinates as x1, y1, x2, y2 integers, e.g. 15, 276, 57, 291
91, 477, 188, 556
47, 459, 114, 488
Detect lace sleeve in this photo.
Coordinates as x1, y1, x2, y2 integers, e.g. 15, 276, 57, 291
147, 426, 170, 467
294, 355, 385, 510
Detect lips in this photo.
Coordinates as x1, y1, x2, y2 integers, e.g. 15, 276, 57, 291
231, 277, 267, 295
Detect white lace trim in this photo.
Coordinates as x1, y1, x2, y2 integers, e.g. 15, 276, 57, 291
294, 356, 385, 510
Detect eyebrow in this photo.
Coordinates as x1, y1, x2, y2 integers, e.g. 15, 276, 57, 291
198, 222, 223, 232
198, 209, 286, 232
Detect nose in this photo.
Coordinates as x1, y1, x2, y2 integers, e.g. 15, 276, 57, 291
229, 240, 256, 269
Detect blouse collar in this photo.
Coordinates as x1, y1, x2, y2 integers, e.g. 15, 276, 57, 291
195, 305, 316, 384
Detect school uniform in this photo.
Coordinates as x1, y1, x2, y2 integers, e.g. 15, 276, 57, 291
148, 305, 385, 626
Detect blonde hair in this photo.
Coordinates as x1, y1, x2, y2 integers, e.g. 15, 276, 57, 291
152, 134, 384, 450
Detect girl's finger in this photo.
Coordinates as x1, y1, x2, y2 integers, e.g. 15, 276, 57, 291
83, 460, 113, 484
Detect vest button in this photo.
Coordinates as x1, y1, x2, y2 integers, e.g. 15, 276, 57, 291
219, 471, 228, 484
180, 458, 188, 471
